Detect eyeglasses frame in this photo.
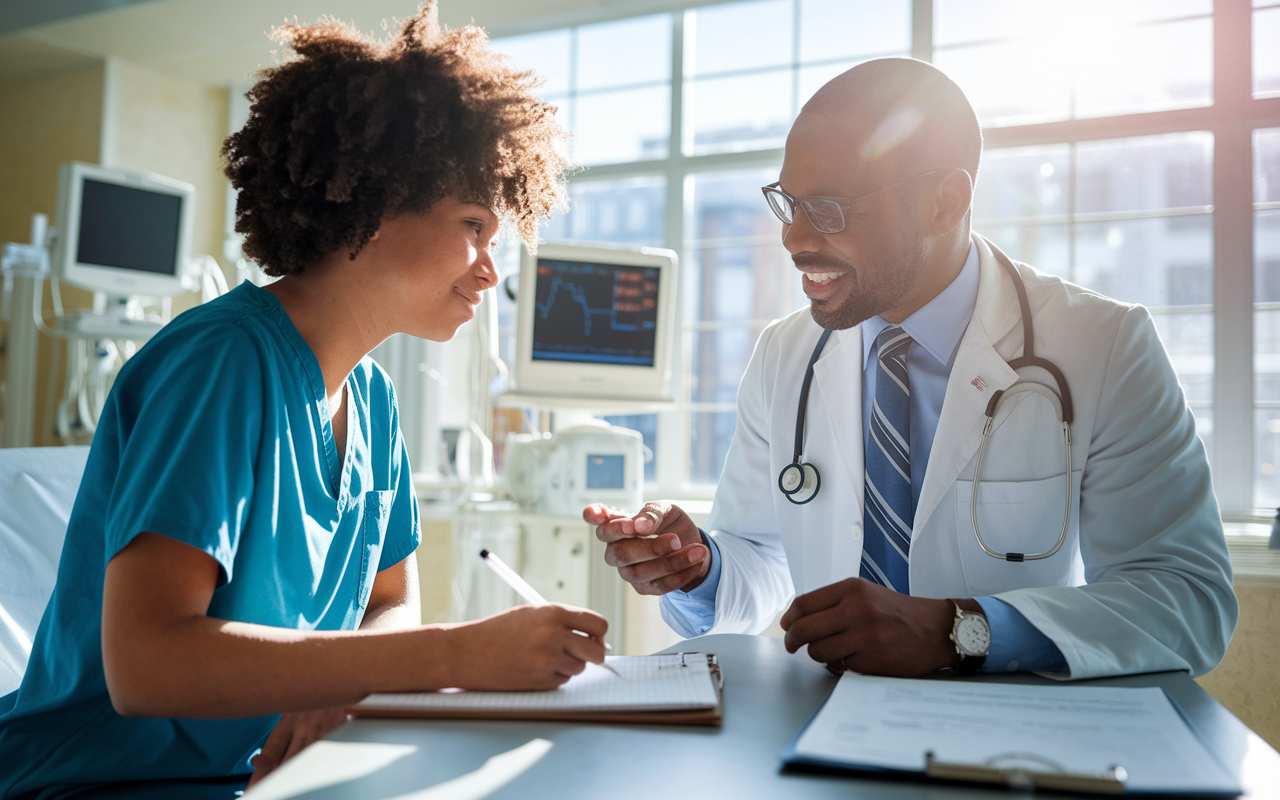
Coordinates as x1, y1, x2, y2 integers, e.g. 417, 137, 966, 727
761, 167, 971, 234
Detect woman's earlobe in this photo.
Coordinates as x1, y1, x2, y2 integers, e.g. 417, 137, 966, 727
370, 230, 381, 242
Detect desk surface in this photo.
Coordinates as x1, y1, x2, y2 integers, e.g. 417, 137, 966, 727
299, 634, 1279, 799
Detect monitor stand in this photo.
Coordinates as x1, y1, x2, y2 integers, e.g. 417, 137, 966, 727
63, 294, 164, 340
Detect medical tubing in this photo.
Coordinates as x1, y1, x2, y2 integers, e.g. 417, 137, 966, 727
988, 240, 1075, 424
793, 328, 833, 463
971, 410, 1072, 562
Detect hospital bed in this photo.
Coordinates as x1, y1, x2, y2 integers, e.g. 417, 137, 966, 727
0, 446, 89, 696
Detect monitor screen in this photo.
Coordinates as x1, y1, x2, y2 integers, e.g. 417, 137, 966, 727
76, 179, 184, 275
585, 454, 626, 489
531, 258, 660, 367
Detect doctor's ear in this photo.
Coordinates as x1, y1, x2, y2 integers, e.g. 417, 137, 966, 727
927, 169, 973, 237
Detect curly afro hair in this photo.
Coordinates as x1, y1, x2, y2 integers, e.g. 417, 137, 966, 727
222, 1, 570, 276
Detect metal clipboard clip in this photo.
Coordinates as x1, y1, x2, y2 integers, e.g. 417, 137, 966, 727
659, 653, 724, 690
925, 751, 1128, 795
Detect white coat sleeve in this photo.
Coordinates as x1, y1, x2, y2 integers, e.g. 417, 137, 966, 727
660, 323, 794, 637
993, 306, 1238, 679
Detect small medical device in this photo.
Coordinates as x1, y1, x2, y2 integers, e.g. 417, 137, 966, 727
782, 237, 1074, 562
504, 421, 644, 517
53, 161, 195, 297
511, 243, 678, 404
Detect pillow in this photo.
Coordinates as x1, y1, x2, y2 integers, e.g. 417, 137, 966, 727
0, 446, 89, 697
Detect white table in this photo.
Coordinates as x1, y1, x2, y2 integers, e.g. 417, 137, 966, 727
283, 634, 1280, 799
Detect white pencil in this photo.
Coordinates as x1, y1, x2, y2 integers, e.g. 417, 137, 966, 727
479, 549, 620, 677
480, 548, 549, 606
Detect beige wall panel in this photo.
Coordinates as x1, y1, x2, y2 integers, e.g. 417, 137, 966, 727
112, 61, 229, 318
415, 514, 454, 624
1196, 582, 1280, 750
0, 66, 102, 252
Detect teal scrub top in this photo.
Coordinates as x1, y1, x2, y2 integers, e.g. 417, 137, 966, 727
0, 282, 420, 797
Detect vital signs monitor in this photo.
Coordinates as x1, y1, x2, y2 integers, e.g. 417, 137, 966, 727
512, 243, 678, 404
53, 161, 195, 297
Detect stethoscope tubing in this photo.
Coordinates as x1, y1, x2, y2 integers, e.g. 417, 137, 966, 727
779, 236, 1075, 562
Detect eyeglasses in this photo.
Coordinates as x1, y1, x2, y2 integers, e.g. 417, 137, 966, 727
761, 168, 962, 234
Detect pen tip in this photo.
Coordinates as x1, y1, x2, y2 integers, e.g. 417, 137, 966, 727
479, 549, 490, 559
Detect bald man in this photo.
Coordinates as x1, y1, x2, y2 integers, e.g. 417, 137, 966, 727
586, 58, 1237, 680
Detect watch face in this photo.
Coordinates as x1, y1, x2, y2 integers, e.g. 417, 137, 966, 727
956, 614, 991, 657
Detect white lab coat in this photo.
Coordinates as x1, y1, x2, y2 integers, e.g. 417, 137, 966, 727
664, 234, 1238, 679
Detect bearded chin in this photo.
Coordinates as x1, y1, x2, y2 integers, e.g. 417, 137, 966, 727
809, 269, 870, 330
809, 225, 926, 331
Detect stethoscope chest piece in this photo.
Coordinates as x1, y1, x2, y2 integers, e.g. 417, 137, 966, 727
779, 328, 834, 506
779, 461, 821, 504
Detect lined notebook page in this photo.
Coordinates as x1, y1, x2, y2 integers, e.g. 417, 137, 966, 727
358, 654, 718, 713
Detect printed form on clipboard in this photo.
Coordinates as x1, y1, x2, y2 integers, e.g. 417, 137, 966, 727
352, 653, 723, 727
781, 673, 1241, 796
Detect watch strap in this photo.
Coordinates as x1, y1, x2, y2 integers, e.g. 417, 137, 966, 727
949, 599, 988, 674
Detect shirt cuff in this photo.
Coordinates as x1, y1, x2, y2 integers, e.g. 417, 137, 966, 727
975, 596, 1068, 673
661, 529, 721, 635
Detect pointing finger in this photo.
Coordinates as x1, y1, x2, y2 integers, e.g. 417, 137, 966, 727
583, 503, 627, 525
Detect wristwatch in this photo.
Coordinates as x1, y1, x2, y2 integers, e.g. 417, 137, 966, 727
949, 599, 990, 673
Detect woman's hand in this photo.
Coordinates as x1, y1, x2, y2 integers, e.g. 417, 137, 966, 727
444, 605, 608, 691
245, 707, 352, 788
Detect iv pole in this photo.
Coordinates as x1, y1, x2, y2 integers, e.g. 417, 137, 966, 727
2, 213, 49, 448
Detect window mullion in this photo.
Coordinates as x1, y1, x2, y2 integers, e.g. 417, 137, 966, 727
1212, 0, 1255, 517
1212, 124, 1254, 518
912, 0, 933, 62
656, 9, 688, 494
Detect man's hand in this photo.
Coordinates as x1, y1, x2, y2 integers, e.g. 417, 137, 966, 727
446, 604, 608, 691
584, 501, 710, 596
246, 707, 351, 788
779, 578, 959, 677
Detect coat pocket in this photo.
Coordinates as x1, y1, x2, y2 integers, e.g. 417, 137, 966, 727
953, 472, 1083, 597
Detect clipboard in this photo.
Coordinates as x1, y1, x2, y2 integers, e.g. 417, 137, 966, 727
351, 653, 724, 727
782, 739, 1129, 794
778, 673, 1241, 796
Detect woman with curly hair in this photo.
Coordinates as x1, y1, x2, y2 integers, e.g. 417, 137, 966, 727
0, 4, 599, 798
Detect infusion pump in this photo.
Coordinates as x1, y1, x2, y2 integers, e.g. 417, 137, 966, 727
504, 421, 644, 517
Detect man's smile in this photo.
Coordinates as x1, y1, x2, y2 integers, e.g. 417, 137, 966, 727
804, 271, 843, 285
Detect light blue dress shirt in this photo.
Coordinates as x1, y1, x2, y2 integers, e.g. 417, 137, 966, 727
669, 243, 1066, 673
0, 283, 421, 796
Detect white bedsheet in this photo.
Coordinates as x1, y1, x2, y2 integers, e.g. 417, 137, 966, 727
0, 446, 88, 697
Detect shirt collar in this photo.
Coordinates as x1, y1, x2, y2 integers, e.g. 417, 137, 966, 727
861, 239, 980, 370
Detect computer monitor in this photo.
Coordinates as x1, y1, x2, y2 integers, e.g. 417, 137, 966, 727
512, 242, 678, 404
53, 161, 195, 297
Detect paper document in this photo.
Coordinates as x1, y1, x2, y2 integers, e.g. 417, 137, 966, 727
357, 653, 718, 714
788, 674, 1240, 795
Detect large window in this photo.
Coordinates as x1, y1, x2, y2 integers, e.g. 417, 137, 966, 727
935, 1, 1213, 126
973, 133, 1216, 447
684, 0, 911, 155
1256, 1, 1280, 99
686, 168, 807, 482
480, 0, 1280, 517
498, 16, 673, 166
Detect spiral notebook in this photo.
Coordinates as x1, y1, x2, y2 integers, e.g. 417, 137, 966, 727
352, 653, 723, 726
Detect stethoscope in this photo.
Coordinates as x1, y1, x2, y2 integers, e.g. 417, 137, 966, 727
778, 239, 1074, 562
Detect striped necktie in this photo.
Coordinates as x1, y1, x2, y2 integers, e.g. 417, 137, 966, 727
861, 325, 913, 594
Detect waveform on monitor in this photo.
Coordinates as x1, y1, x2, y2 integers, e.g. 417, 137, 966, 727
535, 276, 657, 337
